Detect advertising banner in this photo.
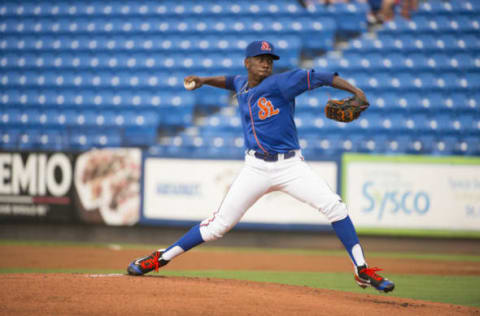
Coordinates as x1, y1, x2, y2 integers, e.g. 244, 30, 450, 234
343, 154, 480, 231
0, 152, 74, 221
0, 148, 141, 226
74, 148, 141, 226
143, 158, 338, 226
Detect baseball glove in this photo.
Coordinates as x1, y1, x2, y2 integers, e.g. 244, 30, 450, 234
324, 96, 369, 123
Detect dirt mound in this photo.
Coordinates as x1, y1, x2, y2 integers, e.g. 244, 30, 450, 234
1, 273, 478, 316
1, 244, 479, 315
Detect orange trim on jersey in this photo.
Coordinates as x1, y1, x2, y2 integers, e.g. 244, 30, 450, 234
200, 209, 219, 227
247, 95, 268, 154
307, 70, 311, 90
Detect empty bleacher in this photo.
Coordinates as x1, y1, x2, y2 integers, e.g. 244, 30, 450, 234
0, 0, 478, 156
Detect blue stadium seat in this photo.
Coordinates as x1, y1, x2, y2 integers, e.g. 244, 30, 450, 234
463, 34, 480, 50
432, 136, 457, 155
436, 113, 460, 135
383, 18, 414, 33
388, 92, 410, 112
366, 92, 385, 111
425, 115, 441, 135
412, 92, 439, 112
406, 53, 429, 69
440, 93, 465, 112
469, 113, 480, 136
458, 15, 479, 32
315, 134, 343, 155
462, 136, 480, 155
451, 53, 476, 71
419, 72, 438, 89
0, 90, 15, 107
386, 135, 411, 154
386, 113, 405, 133
371, 53, 395, 71
410, 113, 431, 133
0, 128, 20, 150
38, 109, 58, 127
369, 134, 389, 153
457, 114, 475, 134
363, 73, 383, 90
411, 135, 435, 154
464, 73, 480, 89
92, 133, 122, 147
75, 110, 99, 128
22, 108, 43, 126
68, 132, 93, 151
18, 130, 42, 150
419, 1, 449, 15
344, 55, 365, 71
37, 129, 65, 151
4, 108, 22, 126
455, 1, 478, 15
0, 0, 477, 155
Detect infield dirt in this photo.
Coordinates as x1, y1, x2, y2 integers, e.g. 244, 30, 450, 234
1, 244, 480, 315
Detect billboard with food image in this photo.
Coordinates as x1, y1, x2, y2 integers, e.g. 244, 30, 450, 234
74, 148, 141, 226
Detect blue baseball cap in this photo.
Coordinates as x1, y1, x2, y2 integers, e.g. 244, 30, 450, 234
245, 40, 280, 60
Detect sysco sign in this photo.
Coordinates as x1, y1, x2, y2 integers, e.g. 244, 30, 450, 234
362, 181, 430, 220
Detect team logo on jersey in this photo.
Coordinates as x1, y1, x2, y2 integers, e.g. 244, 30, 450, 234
257, 97, 279, 120
261, 41, 272, 51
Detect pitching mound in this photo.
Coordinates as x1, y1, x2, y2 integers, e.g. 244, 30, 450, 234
1, 273, 477, 316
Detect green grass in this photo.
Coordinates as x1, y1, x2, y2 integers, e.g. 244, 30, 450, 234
356, 228, 480, 239
190, 246, 480, 262
0, 239, 155, 250
2, 239, 480, 262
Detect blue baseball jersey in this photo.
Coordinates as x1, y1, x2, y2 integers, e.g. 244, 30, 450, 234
226, 69, 336, 154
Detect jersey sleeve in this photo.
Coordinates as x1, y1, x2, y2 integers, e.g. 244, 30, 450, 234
225, 75, 238, 91
277, 69, 338, 100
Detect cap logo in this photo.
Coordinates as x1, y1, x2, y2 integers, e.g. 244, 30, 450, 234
261, 41, 272, 51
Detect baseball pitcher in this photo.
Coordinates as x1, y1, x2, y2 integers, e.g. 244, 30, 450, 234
127, 40, 394, 293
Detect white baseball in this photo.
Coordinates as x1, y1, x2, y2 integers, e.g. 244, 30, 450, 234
184, 80, 196, 90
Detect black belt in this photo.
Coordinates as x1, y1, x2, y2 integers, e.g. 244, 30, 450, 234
250, 150, 296, 162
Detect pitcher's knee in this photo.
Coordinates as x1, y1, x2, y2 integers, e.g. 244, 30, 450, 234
323, 200, 348, 223
199, 216, 232, 242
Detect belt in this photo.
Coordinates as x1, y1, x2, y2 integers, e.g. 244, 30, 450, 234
247, 150, 296, 162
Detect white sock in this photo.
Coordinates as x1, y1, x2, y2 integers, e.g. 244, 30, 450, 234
161, 245, 184, 261
352, 244, 366, 267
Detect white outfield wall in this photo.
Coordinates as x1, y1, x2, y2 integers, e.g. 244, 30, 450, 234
143, 158, 338, 226
343, 154, 480, 231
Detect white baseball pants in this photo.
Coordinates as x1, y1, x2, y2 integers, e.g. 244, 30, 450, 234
199, 151, 348, 242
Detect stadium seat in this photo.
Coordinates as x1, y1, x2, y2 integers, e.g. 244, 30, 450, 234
462, 136, 480, 155
0, 128, 19, 150
363, 134, 388, 153
68, 131, 93, 150
0, 0, 478, 157
92, 133, 122, 147
38, 129, 65, 151
432, 136, 458, 155
385, 135, 411, 154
